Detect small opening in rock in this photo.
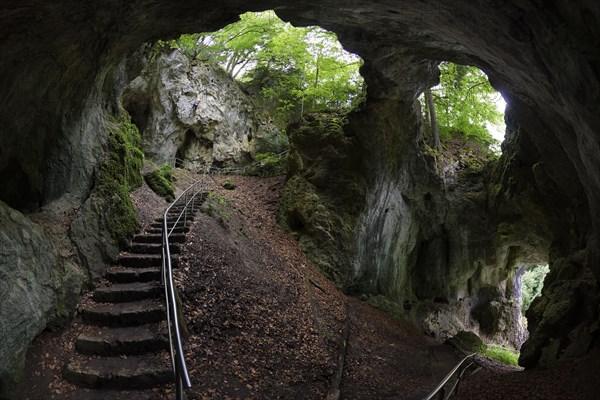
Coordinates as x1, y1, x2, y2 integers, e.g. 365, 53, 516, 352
519, 264, 550, 316
433, 297, 449, 304
287, 213, 305, 231
419, 61, 506, 159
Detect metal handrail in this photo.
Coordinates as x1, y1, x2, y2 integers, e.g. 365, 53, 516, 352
422, 353, 476, 400
161, 174, 208, 399
173, 150, 289, 176
159, 152, 289, 398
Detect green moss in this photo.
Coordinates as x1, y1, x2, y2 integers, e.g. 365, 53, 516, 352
453, 331, 486, 353
247, 152, 288, 177
145, 164, 175, 199
453, 331, 520, 366
484, 345, 520, 366
96, 111, 144, 247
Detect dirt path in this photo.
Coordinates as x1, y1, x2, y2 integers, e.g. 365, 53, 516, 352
176, 175, 461, 399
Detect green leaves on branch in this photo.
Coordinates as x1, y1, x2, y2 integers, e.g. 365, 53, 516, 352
422, 62, 504, 147
521, 264, 549, 314
168, 11, 364, 117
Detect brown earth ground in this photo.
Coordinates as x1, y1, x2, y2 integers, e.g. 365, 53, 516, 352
8, 171, 600, 399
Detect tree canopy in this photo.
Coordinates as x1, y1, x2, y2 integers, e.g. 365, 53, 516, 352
165, 11, 364, 117
422, 62, 504, 147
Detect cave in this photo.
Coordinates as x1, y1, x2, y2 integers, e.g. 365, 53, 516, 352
1, 0, 599, 397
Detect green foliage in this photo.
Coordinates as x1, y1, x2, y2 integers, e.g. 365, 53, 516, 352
250, 127, 289, 155
144, 164, 175, 199
170, 11, 364, 118
453, 331, 519, 366
222, 179, 236, 190
422, 62, 503, 147
97, 112, 144, 247
247, 152, 288, 177
201, 193, 231, 223
453, 331, 486, 353
521, 264, 550, 314
484, 345, 520, 366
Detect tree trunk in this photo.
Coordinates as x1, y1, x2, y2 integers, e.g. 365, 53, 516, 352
425, 88, 442, 152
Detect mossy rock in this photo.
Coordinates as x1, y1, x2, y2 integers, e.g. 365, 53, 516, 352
144, 164, 175, 198
95, 111, 144, 247
247, 152, 288, 177
278, 112, 366, 288
453, 331, 486, 353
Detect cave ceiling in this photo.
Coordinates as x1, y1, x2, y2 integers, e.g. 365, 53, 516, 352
0, 0, 599, 269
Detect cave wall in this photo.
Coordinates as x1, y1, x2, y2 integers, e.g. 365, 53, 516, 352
0, 201, 85, 392
281, 96, 553, 349
0, 0, 598, 378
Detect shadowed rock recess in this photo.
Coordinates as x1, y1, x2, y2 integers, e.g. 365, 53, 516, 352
0, 0, 599, 394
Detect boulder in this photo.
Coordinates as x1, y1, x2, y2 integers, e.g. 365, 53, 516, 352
123, 49, 286, 171
0, 201, 84, 395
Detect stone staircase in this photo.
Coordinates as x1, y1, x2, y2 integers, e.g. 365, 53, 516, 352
64, 203, 199, 391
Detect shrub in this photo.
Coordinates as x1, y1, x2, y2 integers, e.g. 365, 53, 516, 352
223, 179, 236, 190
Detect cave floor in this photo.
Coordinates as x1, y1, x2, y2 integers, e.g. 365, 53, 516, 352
10, 173, 594, 399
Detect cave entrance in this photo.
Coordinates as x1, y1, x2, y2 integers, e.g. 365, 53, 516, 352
419, 62, 506, 158
519, 264, 550, 319
133, 10, 365, 172
180, 9, 366, 120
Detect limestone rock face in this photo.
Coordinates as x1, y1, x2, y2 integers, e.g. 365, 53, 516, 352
281, 102, 539, 350
70, 194, 120, 280
123, 48, 283, 171
0, 201, 84, 394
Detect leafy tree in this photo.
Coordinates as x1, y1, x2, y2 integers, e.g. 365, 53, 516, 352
166, 11, 364, 117
421, 62, 503, 147
521, 264, 549, 314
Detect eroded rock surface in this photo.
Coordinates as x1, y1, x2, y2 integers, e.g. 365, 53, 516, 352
123, 48, 284, 171
0, 201, 84, 392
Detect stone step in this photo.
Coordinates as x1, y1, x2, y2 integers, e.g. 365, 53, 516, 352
132, 233, 187, 244
81, 299, 165, 327
154, 217, 195, 227
75, 324, 168, 355
149, 220, 191, 229
64, 353, 171, 389
117, 253, 178, 268
167, 207, 199, 214
128, 243, 181, 255
92, 282, 162, 303
106, 267, 161, 284
146, 226, 190, 235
